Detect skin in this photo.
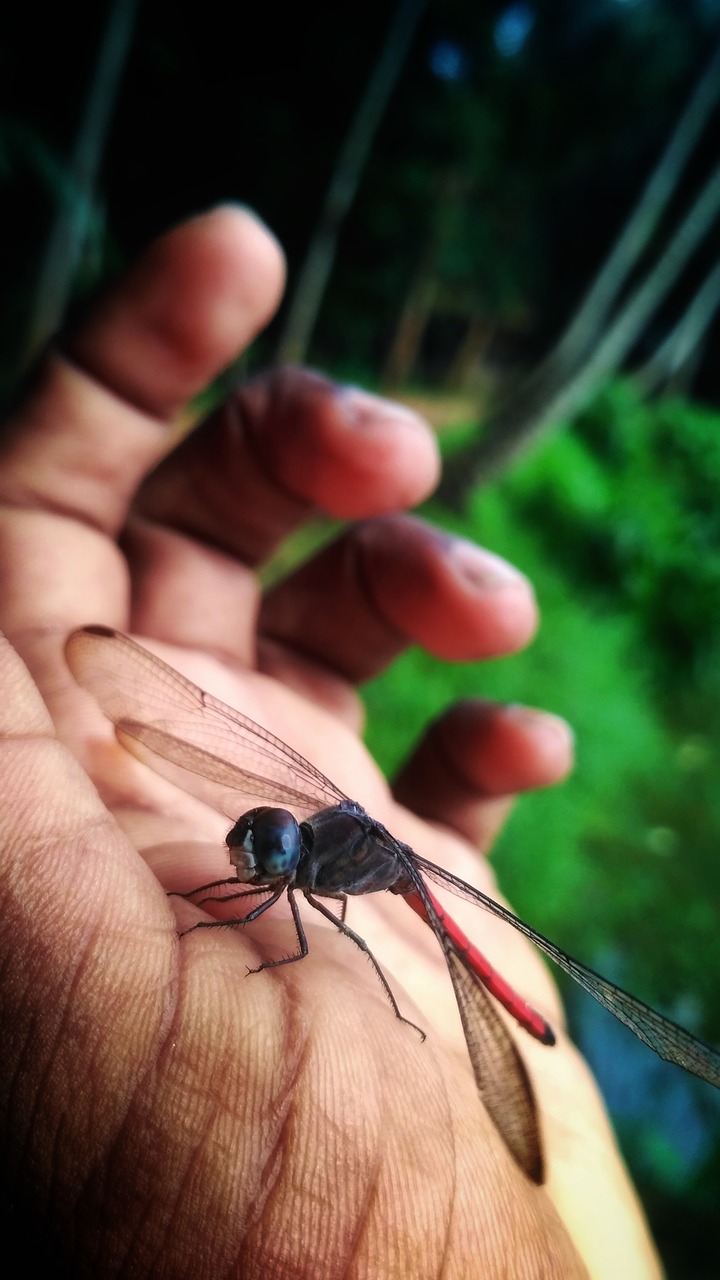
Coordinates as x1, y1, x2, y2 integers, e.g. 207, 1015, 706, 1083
0, 207, 661, 1279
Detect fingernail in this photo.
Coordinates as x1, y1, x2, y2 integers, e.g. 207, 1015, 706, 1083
505, 704, 575, 748
445, 537, 530, 589
339, 387, 429, 430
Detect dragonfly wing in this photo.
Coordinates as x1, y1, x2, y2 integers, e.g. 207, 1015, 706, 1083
66, 626, 346, 821
114, 722, 333, 819
414, 854, 720, 1089
444, 944, 544, 1183
389, 845, 544, 1180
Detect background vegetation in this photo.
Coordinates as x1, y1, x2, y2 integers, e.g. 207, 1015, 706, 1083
4, 1, 720, 1274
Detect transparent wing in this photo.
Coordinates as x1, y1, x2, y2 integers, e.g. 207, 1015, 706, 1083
444, 936, 543, 1180
388, 844, 543, 1180
65, 626, 346, 821
412, 853, 720, 1089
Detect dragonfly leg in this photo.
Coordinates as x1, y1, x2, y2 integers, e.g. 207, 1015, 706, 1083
180, 883, 285, 937
193, 886, 273, 909
170, 876, 241, 900
305, 890, 348, 923
246, 886, 309, 974
304, 891, 425, 1042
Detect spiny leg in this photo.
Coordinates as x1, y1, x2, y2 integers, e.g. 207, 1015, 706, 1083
193, 885, 275, 910
170, 876, 241, 899
180, 883, 286, 937
225, 889, 352, 974
171, 880, 277, 913
304, 891, 425, 1041
308, 891, 348, 924
247, 886, 308, 974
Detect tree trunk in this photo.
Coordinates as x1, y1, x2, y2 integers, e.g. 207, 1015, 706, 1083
636, 256, 720, 394
439, 49, 720, 505
522, 42, 720, 405
381, 246, 439, 387
444, 313, 494, 391
276, 0, 429, 366
22, 0, 140, 365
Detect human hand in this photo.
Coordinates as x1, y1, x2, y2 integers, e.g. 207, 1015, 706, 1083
0, 207, 659, 1278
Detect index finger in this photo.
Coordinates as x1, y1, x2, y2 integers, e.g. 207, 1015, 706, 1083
0, 208, 285, 642
0, 207, 285, 538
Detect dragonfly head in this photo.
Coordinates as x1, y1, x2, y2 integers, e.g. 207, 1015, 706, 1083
226, 806, 302, 883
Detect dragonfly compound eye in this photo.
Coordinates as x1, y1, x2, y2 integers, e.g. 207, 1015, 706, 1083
227, 806, 302, 880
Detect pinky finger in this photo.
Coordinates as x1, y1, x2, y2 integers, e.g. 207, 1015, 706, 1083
392, 700, 574, 850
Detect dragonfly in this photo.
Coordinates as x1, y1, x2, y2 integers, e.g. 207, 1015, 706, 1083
65, 625, 720, 1184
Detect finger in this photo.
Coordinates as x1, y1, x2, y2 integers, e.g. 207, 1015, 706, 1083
122, 517, 262, 663
258, 514, 538, 685
0, 208, 285, 642
133, 367, 440, 566
0, 208, 285, 539
64, 204, 285, 419
392, 700, 574, 849
120, 518, 366, 728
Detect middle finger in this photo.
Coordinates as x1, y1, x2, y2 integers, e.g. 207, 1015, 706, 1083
133, 367, 440, 568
